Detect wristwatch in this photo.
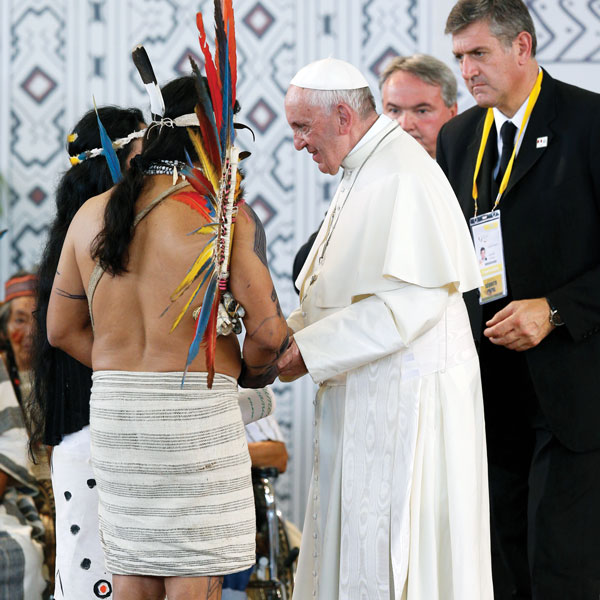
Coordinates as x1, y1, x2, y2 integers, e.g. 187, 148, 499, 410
547, 299, 564, 327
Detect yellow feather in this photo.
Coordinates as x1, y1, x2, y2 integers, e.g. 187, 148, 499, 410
195, 224, 218, 235
170, 278, 205, 332
188, 129, 220, 192
170, 243, 215, 302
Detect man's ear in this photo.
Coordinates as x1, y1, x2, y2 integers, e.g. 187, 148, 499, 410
514, 31, 533, 65
337, 103, 353, 134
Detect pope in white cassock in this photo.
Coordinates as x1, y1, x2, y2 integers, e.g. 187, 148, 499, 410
277, 58, 494, 600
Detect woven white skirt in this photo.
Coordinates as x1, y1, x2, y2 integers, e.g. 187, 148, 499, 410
90, 371, 255, 577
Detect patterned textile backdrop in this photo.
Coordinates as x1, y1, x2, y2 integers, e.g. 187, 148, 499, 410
1, 0, 599, 528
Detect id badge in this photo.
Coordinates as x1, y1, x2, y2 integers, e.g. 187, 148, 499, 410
469, 210, 508, 304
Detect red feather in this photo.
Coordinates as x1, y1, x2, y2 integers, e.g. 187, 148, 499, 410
189, 57, 221, 168
213, 1, 222, 81
223, 0, 237, 107
186, 168, 216, 199
171, 191, 212, 221
197, 12, 223, 132
194, 104, 221, 171
205, 290, 220, 388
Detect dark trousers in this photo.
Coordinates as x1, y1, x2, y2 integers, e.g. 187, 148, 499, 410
479, 333, 600, 600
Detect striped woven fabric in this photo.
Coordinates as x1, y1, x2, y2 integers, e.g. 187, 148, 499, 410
90, 371, 255, 576
0, 360, 46, 598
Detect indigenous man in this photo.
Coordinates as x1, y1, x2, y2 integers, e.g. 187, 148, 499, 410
437, 1, 600, 598
278, 57, 493, 600
380, 54, 458, 158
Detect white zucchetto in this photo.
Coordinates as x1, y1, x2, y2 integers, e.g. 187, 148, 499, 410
289, 57, 370, 91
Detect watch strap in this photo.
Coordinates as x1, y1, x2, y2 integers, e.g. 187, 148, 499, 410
547, 298, 564, 327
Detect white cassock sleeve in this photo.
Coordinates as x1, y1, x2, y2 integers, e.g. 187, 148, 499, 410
292, 283, 450, 384
286, 307, 305, 334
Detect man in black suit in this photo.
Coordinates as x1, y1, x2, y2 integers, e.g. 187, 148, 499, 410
437, 1, 600, 599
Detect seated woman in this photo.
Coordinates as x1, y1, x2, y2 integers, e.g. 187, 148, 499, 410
28, 105, 145, 600
0, 273, 47, 599
46, 75, 289, 600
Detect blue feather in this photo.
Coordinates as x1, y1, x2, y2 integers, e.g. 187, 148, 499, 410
208, 200, 217, 219
198, 81, 221, 159
159, 259, 214, 319
183, 275, 217, 379
94, 101, 121, 184
220, 44, 230, 159
186, 265, 215, 308
175, 249, 214, 297
190, 58, 221, 162
226, 24, 235, 147
192, 258, 214, 287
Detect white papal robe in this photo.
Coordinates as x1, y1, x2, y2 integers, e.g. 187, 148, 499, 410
288, 116, 493, 600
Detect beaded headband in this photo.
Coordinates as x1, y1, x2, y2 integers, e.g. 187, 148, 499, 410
68, 128, 146, 166
68, 112, 202, 166
4, 274, 37, 302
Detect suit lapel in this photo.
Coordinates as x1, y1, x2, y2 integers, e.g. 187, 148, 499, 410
503, 70, 557, 198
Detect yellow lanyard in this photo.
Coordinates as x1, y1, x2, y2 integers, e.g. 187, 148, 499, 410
472, 70, 543, 216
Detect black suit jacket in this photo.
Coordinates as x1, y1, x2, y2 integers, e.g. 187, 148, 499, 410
437, 70, 600, 452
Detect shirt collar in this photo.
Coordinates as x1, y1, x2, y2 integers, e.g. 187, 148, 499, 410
492, 66, 541, 150
493, 97, 528, 140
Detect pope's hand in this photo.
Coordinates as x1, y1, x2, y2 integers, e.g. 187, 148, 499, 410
484, 298, 555, 351
277, 338, 308, 382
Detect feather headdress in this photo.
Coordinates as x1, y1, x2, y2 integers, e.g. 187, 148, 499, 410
171, 0, 244, 388
68, 126, 145, 171
131, 1, 244, 387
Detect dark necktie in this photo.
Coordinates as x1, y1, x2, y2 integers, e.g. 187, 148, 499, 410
496, 121, 517, 186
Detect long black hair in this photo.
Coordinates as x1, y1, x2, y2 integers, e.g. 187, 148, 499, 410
29, 106, 144, 451
91, 76, 202, 276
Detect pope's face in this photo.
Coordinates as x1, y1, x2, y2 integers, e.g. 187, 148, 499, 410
452, 20, 522, 114
382, 70, 457, 158
285, 87, 349, 175
7, 296, 35, 371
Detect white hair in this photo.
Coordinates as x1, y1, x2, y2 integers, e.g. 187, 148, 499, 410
301, 87, 376, 119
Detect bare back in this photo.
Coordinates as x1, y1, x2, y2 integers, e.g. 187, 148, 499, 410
48, 173, 287, 384
89, 177, 243, 375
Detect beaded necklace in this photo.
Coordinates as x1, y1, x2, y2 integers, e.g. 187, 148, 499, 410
143, 159, 188, 176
